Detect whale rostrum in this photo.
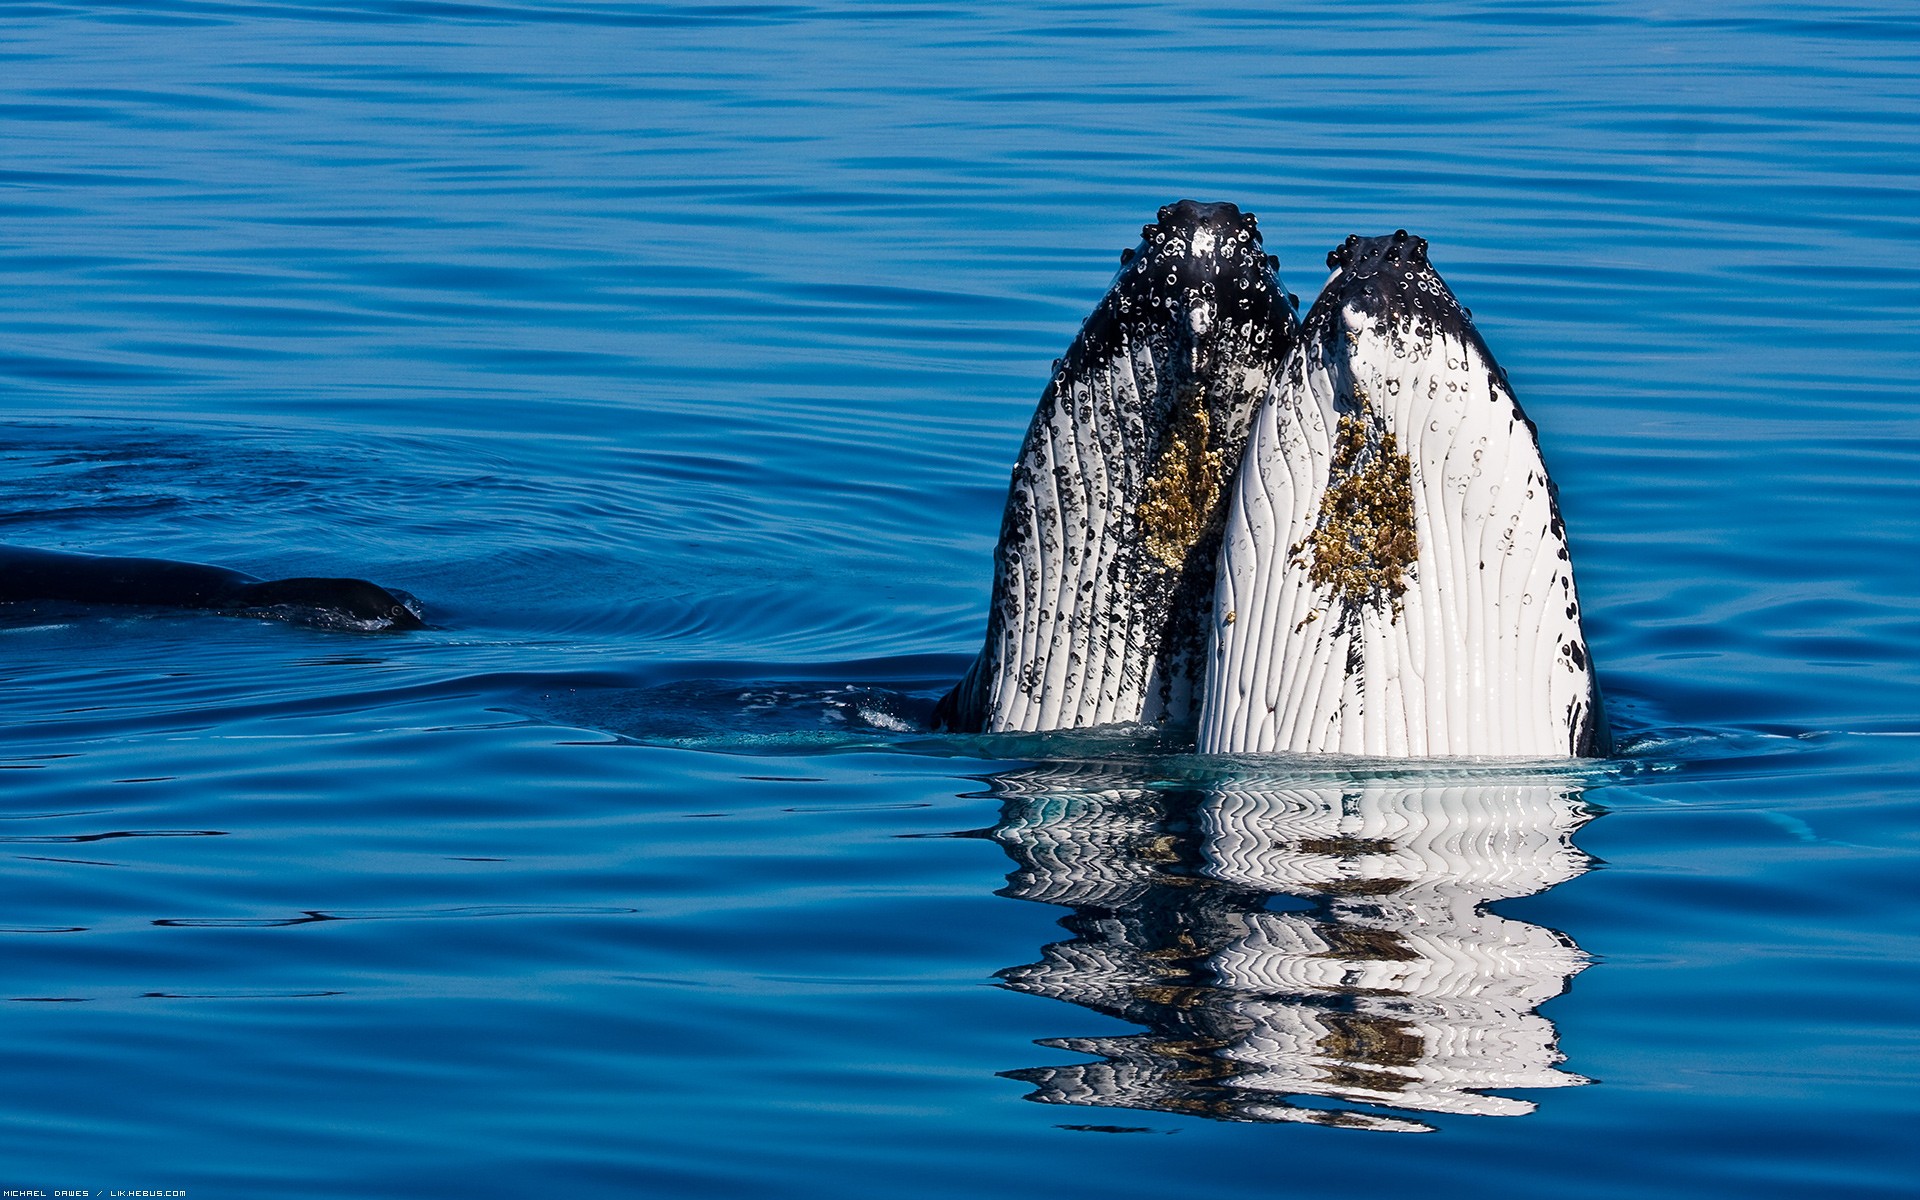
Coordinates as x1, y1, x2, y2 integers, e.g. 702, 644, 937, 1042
936, 200, 1301, 733
944, 211, 1605, 757
1199, 231, 1605, 756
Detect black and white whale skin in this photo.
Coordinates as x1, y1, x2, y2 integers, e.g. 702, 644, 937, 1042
0, 545, 424, 631
1196, 232, 1605, 756
935, 200, 1300, 732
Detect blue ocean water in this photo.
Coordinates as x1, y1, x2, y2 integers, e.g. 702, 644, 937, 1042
2, 2, 1917, 1195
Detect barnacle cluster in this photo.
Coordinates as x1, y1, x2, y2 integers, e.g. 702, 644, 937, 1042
1138, 394, 1229, 570
1292, 398, 1417, 619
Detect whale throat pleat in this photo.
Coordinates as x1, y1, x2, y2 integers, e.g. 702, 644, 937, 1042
1197, 234, 1603, 757
938, 201, 1298, 734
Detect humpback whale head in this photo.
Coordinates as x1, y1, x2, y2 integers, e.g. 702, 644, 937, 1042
937, 201, 1301, 733
1197, 232, 1605, 757
1110, 201, 1298, 337
1321, 230, 1459, 333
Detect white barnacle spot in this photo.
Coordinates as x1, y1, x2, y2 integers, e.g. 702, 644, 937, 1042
1190, 228, 1217, 257
1189, 300, 1215, 338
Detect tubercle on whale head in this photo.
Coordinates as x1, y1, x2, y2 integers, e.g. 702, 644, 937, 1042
1317, 228, 1468, 334
1095, 200, 1296, 355
1324, 228, 1429, 273
1119, 199, 1262, 259
1120, 200, 1262, 269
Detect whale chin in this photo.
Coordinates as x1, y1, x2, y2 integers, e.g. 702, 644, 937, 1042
1196, 232, 1604, 758
936, 200, 1300, 734
946, 215, 1605, 759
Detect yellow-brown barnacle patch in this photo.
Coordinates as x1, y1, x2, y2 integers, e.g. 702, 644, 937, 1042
1155, 1036, 1236, 1065
1299, 409, 1417, 619
1134, 984, 1210, 1011
1314, 924, 1418, 962
1315, 1012, 1424, 1069
1137, 392, 1229, 569
1316, 1062, 1417, 1094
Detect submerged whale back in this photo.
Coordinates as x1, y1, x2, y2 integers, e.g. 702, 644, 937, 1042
1197, 232, 1603, 756
0, 546, 424, 631
938, 200, 1299, 733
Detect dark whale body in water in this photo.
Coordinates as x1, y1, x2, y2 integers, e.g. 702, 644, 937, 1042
0, 545, 424, 631
935, 200, 1301, 733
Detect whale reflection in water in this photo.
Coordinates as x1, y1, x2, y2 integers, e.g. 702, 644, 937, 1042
985, 764, 1596, 1132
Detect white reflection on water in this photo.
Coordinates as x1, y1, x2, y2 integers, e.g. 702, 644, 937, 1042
988, 765, 1595, 1132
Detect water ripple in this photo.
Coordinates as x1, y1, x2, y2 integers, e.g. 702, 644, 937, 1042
1, 1, 1915, 1194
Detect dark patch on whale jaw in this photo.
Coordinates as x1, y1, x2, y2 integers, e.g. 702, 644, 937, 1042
938, 201, 1300, 733
1568, 658, 1610, 758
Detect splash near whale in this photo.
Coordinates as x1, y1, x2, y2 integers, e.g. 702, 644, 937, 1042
935, 200, 1300, 733
944, 208, 1604, 757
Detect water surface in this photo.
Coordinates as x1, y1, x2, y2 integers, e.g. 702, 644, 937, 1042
2, 3, 1916, 1196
